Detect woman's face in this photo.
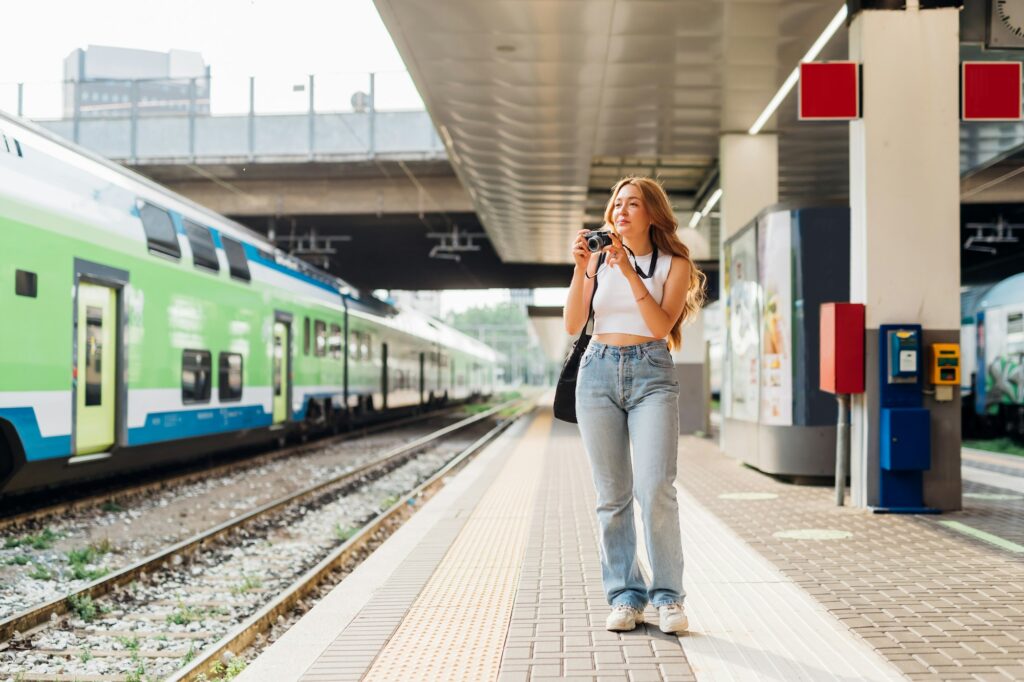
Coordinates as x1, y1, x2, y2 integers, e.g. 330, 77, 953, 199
611, 184, 650, 240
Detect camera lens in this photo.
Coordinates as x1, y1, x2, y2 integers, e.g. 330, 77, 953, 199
585, 231, 612, 253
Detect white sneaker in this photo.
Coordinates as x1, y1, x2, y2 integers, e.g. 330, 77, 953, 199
658, 602, 688, 634
605, 604, 644, 632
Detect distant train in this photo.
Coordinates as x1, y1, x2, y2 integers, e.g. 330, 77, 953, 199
962, 274, 1024, 439
0, 110, 497, 497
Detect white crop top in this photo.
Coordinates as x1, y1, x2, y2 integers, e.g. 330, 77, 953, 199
591, 250, 673, 337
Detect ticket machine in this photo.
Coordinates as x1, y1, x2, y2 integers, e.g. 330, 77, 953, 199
877, 324, 936, 512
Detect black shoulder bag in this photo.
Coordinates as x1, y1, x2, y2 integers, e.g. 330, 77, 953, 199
553, 253, 605, 423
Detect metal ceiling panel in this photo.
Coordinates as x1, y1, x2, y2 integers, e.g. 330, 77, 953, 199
374, 0, 852, 265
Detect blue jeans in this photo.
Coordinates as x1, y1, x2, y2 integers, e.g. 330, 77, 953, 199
575, 339, 684, 610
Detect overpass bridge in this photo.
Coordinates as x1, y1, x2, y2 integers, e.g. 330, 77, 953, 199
13, 73, 573, 290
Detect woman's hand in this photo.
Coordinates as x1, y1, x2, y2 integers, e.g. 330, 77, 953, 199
604, 232, 636, 280
572, 229, 591, 269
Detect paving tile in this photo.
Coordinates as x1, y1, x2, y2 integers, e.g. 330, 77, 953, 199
495, 418, 696, 682
674, 434, 1024, 682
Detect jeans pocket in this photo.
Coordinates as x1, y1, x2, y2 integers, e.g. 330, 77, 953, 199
644, 348, 674, 369
580, 346, 598, 368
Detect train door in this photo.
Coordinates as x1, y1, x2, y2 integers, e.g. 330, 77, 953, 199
272, 321, 290, 424
75, 283, 117, 456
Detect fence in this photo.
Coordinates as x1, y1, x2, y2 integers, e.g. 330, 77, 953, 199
0, 72, 444, 162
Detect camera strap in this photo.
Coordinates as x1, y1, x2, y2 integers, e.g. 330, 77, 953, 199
623, 242, 658, 280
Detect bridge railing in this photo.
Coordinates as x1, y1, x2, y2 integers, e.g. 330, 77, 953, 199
0, 71, 445, 162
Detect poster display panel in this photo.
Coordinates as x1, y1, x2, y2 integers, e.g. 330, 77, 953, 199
725, 227, 760, 422
758, 211, 793, 425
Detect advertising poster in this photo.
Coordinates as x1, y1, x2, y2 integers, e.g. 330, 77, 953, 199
725, 227, 760, 422
722, 241, 732, 417
758, 211, 793, 425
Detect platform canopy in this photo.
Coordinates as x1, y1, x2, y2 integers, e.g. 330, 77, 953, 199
372, 0, 850, 266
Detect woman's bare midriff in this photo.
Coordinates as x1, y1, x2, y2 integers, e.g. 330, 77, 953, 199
593, 333, 661, 346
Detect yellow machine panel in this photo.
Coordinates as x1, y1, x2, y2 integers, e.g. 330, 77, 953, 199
930, 343, 960, 386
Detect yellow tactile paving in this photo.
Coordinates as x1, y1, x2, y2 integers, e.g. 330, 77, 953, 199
361, 411, 552, 682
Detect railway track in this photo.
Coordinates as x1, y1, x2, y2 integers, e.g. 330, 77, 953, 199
0, 405, 468, 532
0, 397, 533, 681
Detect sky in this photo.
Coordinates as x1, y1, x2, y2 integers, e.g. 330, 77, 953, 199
1, 1, 407, 84
1, 1, 421, 116
2, 1, 566, 312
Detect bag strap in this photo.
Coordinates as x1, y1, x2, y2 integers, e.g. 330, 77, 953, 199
584, 252, 605, 336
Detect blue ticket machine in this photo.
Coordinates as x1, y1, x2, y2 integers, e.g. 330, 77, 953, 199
877, 325, 936, 512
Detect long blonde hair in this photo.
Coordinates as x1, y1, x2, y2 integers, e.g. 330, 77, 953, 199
603, 176, 707, 351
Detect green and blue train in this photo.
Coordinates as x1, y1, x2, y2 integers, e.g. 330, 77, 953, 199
0, 110, 498, 497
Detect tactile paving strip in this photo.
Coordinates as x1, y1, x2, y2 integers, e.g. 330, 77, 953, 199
360, 411, 552, 682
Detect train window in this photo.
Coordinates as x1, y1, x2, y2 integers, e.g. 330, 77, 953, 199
219, 352, 244, 402
304, 317, 311, 356
15, 270, 37, 298
182, 349, 212, 404
138, 202, 181, 259
329, 323, 342, 360
84, 307, 104, 407
314, 320, 327, 357
184, 220, 220, 272
221, 236, 251, 282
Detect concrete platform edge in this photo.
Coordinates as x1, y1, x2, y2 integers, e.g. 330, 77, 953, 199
237, 409, 538, 682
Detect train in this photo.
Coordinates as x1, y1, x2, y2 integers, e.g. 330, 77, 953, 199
962, 273, 1024, 440
0, 110, 498, 497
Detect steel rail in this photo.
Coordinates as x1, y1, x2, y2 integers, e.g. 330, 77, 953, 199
169, 398, 535, 682
0, 405, 466, 530
0, 398, 523, 643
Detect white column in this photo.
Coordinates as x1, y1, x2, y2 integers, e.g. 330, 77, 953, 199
848, 6, 962, 510
720, 133, 778, 240
718, 133, 778, 451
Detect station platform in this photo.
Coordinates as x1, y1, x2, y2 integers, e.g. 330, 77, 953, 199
240, 398, 1024, 682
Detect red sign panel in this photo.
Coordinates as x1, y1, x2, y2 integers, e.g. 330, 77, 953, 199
799, 62, 860, 121
962, 62, 1022, 121
820, 302, 865, 395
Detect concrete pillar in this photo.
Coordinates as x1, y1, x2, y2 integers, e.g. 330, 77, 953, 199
718, 133, 777, 450
848, 6, 961, 510
719, 133, 778, 239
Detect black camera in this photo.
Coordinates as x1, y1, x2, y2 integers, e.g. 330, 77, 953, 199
584, 230, 614, 253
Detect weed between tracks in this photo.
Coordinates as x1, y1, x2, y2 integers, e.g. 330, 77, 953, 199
333, 524, 358, 541
197, 656, 247, 681
4, 528, 60, 550
66, 538, 113, 580
66, 592, 111, 622
231, 573, 263, 595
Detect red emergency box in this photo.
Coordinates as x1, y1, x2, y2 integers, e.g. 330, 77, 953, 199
820, 302, 865, 394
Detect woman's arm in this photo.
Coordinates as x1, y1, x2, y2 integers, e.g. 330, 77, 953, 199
564, 251, 600, 335
625, 255, 690, 338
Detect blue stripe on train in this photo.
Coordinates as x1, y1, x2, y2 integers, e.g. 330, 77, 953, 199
0, 408, 72, 461
127, 405, 273, 446
4, 395, 334, 461
162, 207, 339, 296
240, 243, 340, 295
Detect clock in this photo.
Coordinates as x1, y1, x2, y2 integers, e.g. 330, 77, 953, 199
989, 0, 1024, 49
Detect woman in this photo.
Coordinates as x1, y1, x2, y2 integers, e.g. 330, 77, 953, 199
563, 177, 706, 634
